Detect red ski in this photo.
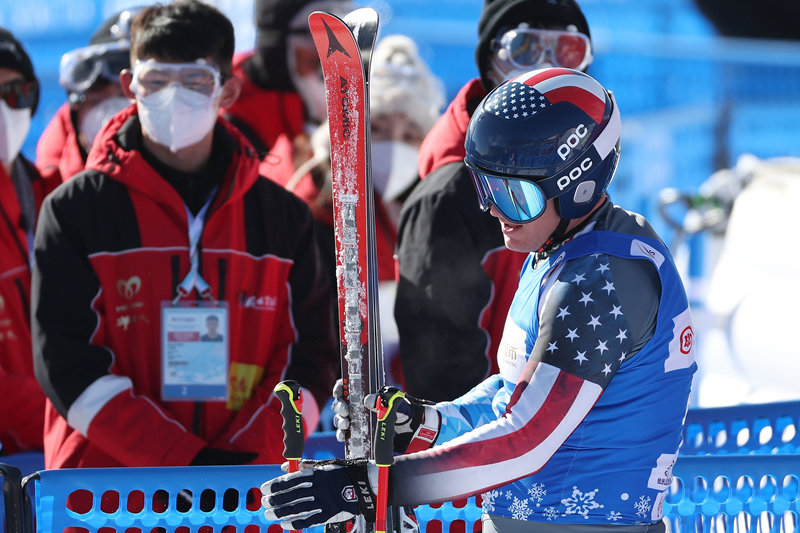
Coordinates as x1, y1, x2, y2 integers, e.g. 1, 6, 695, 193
308, 7, 380, 462
310, 10, 417, 533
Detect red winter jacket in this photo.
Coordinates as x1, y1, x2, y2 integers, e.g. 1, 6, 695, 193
35, 103, 86, 183
32, 107, 338, 468
0, 156, 57, 455
394, 78, 528, 402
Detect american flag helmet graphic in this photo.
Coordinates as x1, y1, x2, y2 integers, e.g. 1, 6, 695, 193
465, 68, 621, 219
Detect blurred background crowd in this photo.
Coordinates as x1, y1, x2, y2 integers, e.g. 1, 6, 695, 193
3, 0, 799, 439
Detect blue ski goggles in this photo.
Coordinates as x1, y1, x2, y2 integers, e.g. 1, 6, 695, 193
466, 162, 548, 223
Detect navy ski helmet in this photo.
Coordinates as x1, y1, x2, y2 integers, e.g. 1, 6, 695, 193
465, 67, 621, 221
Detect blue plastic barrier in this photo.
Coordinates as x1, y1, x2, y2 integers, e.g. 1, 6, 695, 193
1, 463, 24, 533
14, 456, 800, 533
682, 401, 800, 455
12, 401, 800, 532
666, 454, 800, 533
21, 464, 306, 533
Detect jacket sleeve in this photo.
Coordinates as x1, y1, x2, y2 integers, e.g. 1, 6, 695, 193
31, 185, 207, 467
394, 164, 497, 402
207, 364, 287, 463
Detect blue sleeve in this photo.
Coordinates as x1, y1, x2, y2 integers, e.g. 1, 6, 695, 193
434, 374, 504, 443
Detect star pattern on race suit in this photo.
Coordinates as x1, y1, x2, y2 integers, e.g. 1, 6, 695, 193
537, 254, 632, 389
485, 81, 550, 120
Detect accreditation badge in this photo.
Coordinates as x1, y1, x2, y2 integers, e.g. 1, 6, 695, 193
161, 301, 229, 401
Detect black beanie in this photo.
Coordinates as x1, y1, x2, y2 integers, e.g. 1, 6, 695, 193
0, 27, 39, 113
89, 7, 144, 45
475, 0, 591, 91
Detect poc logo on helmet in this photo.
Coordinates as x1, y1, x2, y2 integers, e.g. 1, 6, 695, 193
557, 124, 588, 161
557, 157, 593, 190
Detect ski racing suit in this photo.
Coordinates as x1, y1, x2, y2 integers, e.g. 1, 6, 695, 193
390, 202, 697, 530
32, 106, 338, 468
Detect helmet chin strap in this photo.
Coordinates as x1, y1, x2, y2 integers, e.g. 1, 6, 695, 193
537, 196, 606, 255
536, 216, 571, 255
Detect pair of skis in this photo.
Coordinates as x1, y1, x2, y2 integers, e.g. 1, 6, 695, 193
276, 8, 407, 533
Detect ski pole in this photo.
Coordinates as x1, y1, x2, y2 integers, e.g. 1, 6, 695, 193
373, 386, 403, 533
274, 380, 304, 533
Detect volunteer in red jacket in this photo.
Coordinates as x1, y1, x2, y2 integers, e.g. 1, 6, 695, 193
0, 27, 55, 457
36, 8, 142, 183
31, 0, 338, 469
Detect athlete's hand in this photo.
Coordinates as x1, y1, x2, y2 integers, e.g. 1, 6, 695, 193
333, 380, 440, 453
261, 458, 377, 529
365, 386, 441, 453
331, 378, 351, 442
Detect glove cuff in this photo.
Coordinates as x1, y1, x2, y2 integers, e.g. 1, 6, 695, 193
343, 460, 378, 523
405, 405, 440, 453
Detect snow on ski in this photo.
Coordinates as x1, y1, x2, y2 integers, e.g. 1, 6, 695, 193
308, 7, 380, 462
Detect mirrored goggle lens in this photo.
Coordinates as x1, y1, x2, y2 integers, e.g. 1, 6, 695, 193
501, 29, 590, 71
133, 61, 220, 97
0, 80, 38, 109
468, 168, 547, 223
60, 42, 130, 94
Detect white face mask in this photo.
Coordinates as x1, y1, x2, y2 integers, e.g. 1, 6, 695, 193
371, 140, 420, 201
0, 100, 32, 164
287, 35, 328, 125
292, 71, 327, 125
136, 84, 220, 153
79, 96, 131, 148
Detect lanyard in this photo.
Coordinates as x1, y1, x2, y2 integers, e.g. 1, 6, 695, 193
174, 190, 217, 303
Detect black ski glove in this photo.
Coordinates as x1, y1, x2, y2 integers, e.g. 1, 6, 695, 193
261, 458, 377, 529
190, 447, 258, 466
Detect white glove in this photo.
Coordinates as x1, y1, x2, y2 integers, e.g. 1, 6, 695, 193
331, 379, 440, 453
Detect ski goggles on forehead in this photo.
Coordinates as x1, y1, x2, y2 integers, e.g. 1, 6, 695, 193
467, 162, 548, 224
498, 27, 592, 72
131, 59, 224, 98
0, 79, 38, 110
60, 41, 131, 96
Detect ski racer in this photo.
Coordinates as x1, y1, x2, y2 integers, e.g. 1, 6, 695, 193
261, 68, 697, 533
31, 0, 337, 469
395, 0, 595, 401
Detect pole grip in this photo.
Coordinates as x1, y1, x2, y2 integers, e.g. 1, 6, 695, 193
274, 380, 304, 462
373, 386, 403, 467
